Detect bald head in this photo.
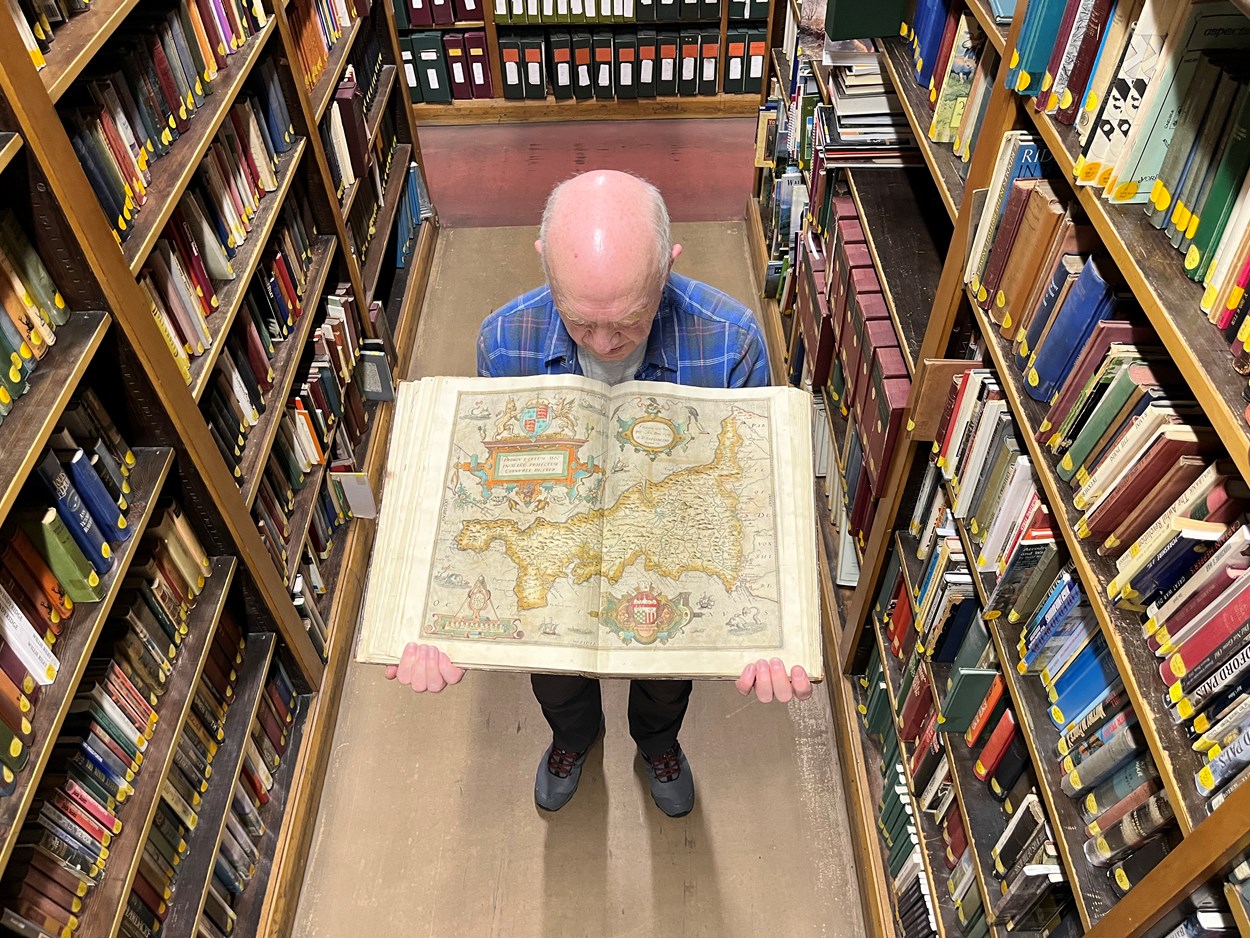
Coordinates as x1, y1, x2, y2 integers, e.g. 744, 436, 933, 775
536, 171, 682, 361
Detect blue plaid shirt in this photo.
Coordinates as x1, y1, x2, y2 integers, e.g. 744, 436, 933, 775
477, 272, 770, 389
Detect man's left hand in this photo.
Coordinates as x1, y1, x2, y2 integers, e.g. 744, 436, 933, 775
735, 658, 813, 703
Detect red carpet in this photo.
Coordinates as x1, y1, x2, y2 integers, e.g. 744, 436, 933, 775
416, 118, 757, 227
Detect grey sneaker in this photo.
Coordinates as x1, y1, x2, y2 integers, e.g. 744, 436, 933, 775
640, 743, 695, 817
535, 723, 603, 812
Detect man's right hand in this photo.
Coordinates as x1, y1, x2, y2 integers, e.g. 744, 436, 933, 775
385, 643, 465, 693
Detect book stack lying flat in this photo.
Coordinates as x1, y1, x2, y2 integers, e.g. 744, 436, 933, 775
818, 39, 919, 168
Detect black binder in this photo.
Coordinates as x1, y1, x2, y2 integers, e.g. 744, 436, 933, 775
614, 31, 638, 100
723, 27, 745, 95
571, 31, 594, 99
678, 31, 699, 95
548, 30, 574, 99
656, 30, 680, 95
698, 29, 718, 95
637, 29, 657, 97
592, 31, 615, 99
499, 34, 525, 99
520, 35, 547, 99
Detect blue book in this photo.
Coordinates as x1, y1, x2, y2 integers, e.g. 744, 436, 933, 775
912, 0, 949, 88
1122, 528, 1225, 609
58, 449, 131, 543
1043, 625, 1105, 688
1025, 257, 1118, 403
932, 598, 979, 663
988, 0, 1017, 22
1015, 255, 1084, 372
1021, 576, 1083, 672
1049, 643, 1118, 722
1004, 0, 1069, 98
34, 450, 113, 576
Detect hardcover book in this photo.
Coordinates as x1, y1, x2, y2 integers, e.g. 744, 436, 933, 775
357, 377, 822, 679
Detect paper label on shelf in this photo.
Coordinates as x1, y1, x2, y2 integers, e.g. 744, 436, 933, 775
579, 65, 591, 85
452, 63, 465, 82
702, 58, 714, 80
729, 59, 741, 79
558, 63, 570, 85
662, 60, 674, 81
506, 61, 519, 85
682, 57, 695, 81
749, 54, 762, 78
529, 62, 541, 84
641, 60, 653, 82
621, 63, 633, 85
473, 63, 485, 84
599, 63, 611, 85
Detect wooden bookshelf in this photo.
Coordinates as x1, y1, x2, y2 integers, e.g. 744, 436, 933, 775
310, 19, 366, 121
0, 446, 173, 873
237, 235, 338, 508
743, 197, 788, 385
0, 133, 22, 174
927, 661, 1008, 936
121, 20, 279, 274
0, 311, 109, 523
845, 168, 947, 377
772, 48, 791, 89
366, 66, 399, 149
76, 556, 238, 938
877, 36, 962, 222
985, 613, 1111, 931
38, 0, 145, 102
1227, 883, 1250, 938
158, 632, 277, 938
963, 0, 1007, 54
967, 296, 1205, 835
409, 93, 760, 124
362, 144, 414, 303
283, 456, 330, 586
1020, 105, 1250, 486
225, 692, 311, 937
188, 139, 310, 402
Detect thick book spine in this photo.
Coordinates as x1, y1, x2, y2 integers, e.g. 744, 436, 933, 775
1060, 720, 1145, 796
33, 451, 112, 575
1083, 791, 1174, 867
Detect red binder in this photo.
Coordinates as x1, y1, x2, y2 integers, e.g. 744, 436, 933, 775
442, 33, 473, 99
407, 0, 434, 26
464, 31, 493, 98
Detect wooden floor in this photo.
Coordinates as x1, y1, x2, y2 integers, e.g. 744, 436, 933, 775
417, 118, 758, 227
290, 224, 866, 938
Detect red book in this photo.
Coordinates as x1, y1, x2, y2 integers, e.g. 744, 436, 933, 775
900, 668, 933, 742
1148, 567, 1247, 655
974, 709, 1018, 781
910, 708, 939, 778
963, 675, 1004, 749
1085, 776, 1162, 838
926, 4, 961, 111
1160, 576, 1250, 686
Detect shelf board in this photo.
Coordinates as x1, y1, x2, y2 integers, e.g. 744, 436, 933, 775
963, 0, 1008, 55
985, 614, 1110, 930
158, 632, 277, 938
77, 556, 238, 938
362, 144, 414, 305
0, 133, 23, 174
238, 235, 338, 508
967, 295, 1205, 834
771, 48, 791, 90
0, 446, 173, 872
878, 36, 963, 222
189, 139, 309, 402
409, 93, 760, 124
387, 220, 439, 379
927, 660, 1009, 936
810, 61, 832, 107
122, 20, 278, 275
1226, 882, 1250, 938
283, 458, 329, 586
365, 66, 399, 151
1022, 106, 1250, 486
227, 692, 312, 936
845, 168, 947, 378
0, 310, 109, 527
310, 19, 365, 122
39, 0, 144, 102
743, 198, 788, 386
942, 479, 996, 608
867, 614, 963, 938
895, 529, 924, 618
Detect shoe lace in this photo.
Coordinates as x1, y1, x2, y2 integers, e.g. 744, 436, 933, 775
547, 744, 582, 779
647, 745, 682, 783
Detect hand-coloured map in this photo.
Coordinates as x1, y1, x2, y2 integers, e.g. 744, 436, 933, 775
357, 376, 821, 680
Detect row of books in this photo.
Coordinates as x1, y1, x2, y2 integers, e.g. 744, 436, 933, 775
402, 31, 492, 102
0, 209, 74, 426
391, 0, 484, 28
117, 614, 247, 938
485, 29, 762, 102
900, 5, 998, 175
491, 0, 758, 25
394, 161, 434, 270
819, 42, 917, 168
288, 0, 359, 95
342, 123, 403, 265
1006, 0, 1250, 390
10, 0, 264, 72
193, 665, 297, 938
0, 492, 216, 938
59, 0, 272, 244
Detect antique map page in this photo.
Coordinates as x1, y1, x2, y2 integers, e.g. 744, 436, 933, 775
356, 376, 821, 680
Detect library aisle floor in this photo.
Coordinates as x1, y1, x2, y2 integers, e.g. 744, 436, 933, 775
292, 223, 865, 937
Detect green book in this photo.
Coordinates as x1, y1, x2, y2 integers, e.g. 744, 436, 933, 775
938, 667, 999, 734
1056, 362, 1150, 483
824, 0, 908, 42
16, 507, 103, 603
1185, 83, 1250, 281
1007, 543, 1063, 625
950, 614, 991, 676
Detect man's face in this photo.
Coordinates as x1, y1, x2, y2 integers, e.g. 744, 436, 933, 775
548, 255, 667, 361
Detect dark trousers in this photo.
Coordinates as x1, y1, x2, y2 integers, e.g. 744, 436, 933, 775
530, 674, 692, 757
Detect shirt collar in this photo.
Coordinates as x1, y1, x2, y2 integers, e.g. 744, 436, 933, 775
542, 278, 680, 377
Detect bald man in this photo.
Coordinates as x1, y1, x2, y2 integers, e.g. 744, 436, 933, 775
387, 171, 812, 818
